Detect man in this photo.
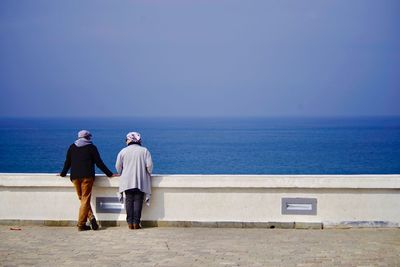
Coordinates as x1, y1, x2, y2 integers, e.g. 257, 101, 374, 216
60, 130, 114, 231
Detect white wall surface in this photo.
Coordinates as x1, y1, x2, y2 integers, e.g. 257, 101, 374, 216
1, 174, 399, 227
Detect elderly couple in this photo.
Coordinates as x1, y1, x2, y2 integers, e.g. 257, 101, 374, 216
59, 130, 153, 231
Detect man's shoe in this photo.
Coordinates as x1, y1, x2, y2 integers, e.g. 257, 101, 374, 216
90, 217, 99, 230
78, 225, 91, 231
128, 224, 134, 230
133, 224, 141, 229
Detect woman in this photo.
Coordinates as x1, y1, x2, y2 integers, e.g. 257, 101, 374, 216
115, 132, 153, 229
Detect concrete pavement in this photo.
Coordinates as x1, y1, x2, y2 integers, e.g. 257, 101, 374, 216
1, 225, 399, 266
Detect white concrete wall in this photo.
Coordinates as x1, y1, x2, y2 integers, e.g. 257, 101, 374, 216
1, 173, 400, 227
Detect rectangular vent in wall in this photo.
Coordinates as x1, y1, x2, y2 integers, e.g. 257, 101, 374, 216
96, 197, 124, 213
281, 198, 317, 215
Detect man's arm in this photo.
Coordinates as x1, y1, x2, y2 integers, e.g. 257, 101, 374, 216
92, 146, 113, 177
60, 146, 72, 177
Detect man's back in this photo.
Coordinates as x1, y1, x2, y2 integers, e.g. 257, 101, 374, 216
61, 143, 112, 179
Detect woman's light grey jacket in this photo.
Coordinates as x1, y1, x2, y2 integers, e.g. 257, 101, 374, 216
115, 144, 153, 203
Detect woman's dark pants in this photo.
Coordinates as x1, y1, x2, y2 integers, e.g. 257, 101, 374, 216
125, 188, 144, 225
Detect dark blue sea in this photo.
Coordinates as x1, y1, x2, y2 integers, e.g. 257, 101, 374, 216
0, 117, 399, 174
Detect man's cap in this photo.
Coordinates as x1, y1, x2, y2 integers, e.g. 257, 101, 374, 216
78, 130, 92, 139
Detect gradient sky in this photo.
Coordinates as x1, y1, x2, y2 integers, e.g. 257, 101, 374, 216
0, 0, 399, 117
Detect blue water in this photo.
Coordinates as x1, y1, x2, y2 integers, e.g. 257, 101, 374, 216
0, 117, 399, 174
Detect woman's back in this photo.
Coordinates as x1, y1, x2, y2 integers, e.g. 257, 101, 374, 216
116, 144, 153, 194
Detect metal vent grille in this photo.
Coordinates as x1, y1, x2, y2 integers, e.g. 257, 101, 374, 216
96, 197, 124, 213
281, 198, 317, 215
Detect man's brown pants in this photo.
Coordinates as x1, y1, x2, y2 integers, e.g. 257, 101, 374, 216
72, 178, 94, 227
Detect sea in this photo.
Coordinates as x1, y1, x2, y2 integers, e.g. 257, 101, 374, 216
0, 117, 399, 175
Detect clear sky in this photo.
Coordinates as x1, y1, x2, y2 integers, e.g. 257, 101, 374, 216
0, 0, 399, 118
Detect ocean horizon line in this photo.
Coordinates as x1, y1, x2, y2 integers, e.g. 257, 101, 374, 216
1, 115, 400, 120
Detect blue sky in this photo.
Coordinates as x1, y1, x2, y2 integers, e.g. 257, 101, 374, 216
0, 0, 399, 117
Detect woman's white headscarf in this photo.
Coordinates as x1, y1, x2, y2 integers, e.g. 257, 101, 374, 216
126, 132, 141, 144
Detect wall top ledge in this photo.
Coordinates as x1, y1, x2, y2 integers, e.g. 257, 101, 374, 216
1, 173, 400, 189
